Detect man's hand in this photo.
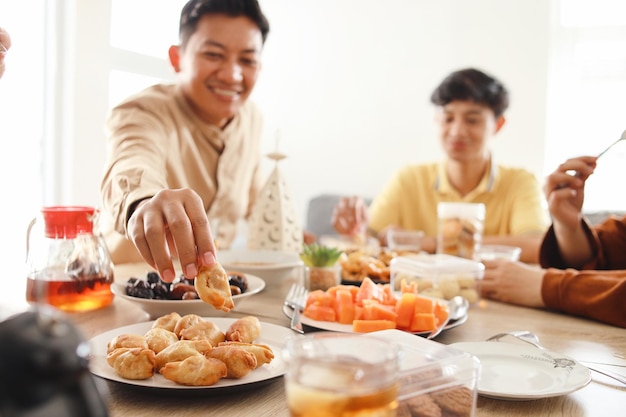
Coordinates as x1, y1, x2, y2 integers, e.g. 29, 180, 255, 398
0, 27, 12, 79
127, 188, 217, 282
331, 196, 368, 237
481, 260, 546, 308
543, 156, 597, 230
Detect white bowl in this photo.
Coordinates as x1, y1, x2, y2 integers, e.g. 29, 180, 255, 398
475, 245, 522, 261
217, 249, 303, 284
111, 274, 265, 319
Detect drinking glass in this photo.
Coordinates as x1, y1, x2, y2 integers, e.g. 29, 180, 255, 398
283, 333, 399, 417
386, 229, 424, 252
437, 202, 485, 260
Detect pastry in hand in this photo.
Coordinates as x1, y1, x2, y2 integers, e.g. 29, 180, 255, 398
207, 346, 257, 379
160, 355, 227, 386
106, 347, 156, 380
194, 263, 234, 312
225, 316, 261, 343
218, 341, 274, 368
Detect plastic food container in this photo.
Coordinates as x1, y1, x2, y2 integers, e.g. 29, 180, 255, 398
390, 254, 485, 303
370, 329, 480, 417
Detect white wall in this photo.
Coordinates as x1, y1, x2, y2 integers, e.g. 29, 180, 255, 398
68, 0, 551, 231
252, 0, 551, 227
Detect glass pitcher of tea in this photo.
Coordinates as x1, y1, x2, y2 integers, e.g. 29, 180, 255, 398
25, 206, 114, 312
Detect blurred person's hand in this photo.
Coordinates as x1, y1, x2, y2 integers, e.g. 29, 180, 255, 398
126, 188, 217, 283
0, 27, 12, 79
331, 196, 368, 237
481, 260, 545, 307
543, 156, 597, 230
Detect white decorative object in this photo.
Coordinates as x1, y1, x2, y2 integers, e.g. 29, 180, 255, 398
247, 151, 303, 253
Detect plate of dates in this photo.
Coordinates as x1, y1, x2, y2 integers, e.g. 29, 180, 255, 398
112, 271, 265, 319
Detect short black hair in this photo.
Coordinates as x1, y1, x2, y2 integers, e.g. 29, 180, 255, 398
430, 68, 509, 118
179, 0, 270, 47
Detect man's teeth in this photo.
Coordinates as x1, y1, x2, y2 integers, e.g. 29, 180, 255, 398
214, 88, 238, 96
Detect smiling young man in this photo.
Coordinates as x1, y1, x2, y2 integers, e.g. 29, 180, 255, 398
100, 0, 269, 282
333, 68, 548, 263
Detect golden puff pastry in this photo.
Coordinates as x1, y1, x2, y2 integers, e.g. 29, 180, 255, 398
160, 355, 227, 386
225, 316, 261, 343
178, 320, 225, 346
207, 346, 257, 379
151, 312, 182, 332
144, 327, 178, 353
106, 347, 156, 380
218, 341, 274, 368
155, 340, 213, 371
173, 314, 206, 338
194, 263, 234, 312
106, 333, 148, 354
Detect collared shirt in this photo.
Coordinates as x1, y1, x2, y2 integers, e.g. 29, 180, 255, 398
367, 159, 549, 237
100, 83, 263, 264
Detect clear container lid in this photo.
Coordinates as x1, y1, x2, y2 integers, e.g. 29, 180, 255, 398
390, 254, 485, 278
369, 329, 480, 400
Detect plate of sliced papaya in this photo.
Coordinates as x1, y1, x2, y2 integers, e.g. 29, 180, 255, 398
282, 277, 468, 336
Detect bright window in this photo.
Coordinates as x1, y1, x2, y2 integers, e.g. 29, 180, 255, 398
545, 0, 626, 211
108, 0, 186, 106
0, 1, 46, 312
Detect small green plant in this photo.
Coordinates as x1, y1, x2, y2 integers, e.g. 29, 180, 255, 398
300, 243, 343, 267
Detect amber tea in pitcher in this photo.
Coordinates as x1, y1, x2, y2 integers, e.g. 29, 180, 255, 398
25, 206, 114, 312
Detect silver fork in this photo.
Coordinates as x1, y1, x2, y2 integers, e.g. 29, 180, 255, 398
487, 331, 626, 386
597, 129, 626, 158
284, 283, 308, 334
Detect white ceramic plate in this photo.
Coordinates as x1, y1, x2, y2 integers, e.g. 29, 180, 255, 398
218, 249, 303, 282
89, 317, 296, 391
281, 299, 468, 337
112, 274, 265, 319
449, 341, 592, 400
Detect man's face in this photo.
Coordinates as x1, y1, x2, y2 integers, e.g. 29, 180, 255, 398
170, 15, 263, 127
435, 100, 503, 163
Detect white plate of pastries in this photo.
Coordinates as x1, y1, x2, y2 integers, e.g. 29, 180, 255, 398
89, 314, 294, 390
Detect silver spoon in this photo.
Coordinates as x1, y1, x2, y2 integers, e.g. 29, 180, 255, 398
426, 295, 469, 340
597, 129, 626, 159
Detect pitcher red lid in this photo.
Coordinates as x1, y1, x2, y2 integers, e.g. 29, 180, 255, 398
41, 206, 97, 238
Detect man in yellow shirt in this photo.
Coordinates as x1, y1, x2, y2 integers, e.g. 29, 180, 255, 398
333, 68, 548, 263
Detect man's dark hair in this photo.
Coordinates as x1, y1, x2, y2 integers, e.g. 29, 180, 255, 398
430, 68, 509, 118
179, 0, 270, 47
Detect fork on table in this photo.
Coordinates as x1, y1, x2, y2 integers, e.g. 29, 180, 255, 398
284, 283, 308, 334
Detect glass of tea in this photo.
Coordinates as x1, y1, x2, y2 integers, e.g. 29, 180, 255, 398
283, 333, 399, 417
25, 206, 114, 312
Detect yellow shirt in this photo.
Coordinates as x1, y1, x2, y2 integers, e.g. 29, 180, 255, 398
367, 160, 549, 237
100, 84, 263, 264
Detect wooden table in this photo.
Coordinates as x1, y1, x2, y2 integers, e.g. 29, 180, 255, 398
68, 264, 625, 417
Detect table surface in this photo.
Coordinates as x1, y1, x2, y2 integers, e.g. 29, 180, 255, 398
68, 263, 625, 417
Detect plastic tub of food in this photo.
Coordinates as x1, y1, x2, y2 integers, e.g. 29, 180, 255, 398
370, 329, 480, 417
390, 254, 485, 303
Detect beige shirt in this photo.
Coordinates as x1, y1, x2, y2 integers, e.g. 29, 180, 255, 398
100, 84, 263, 264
